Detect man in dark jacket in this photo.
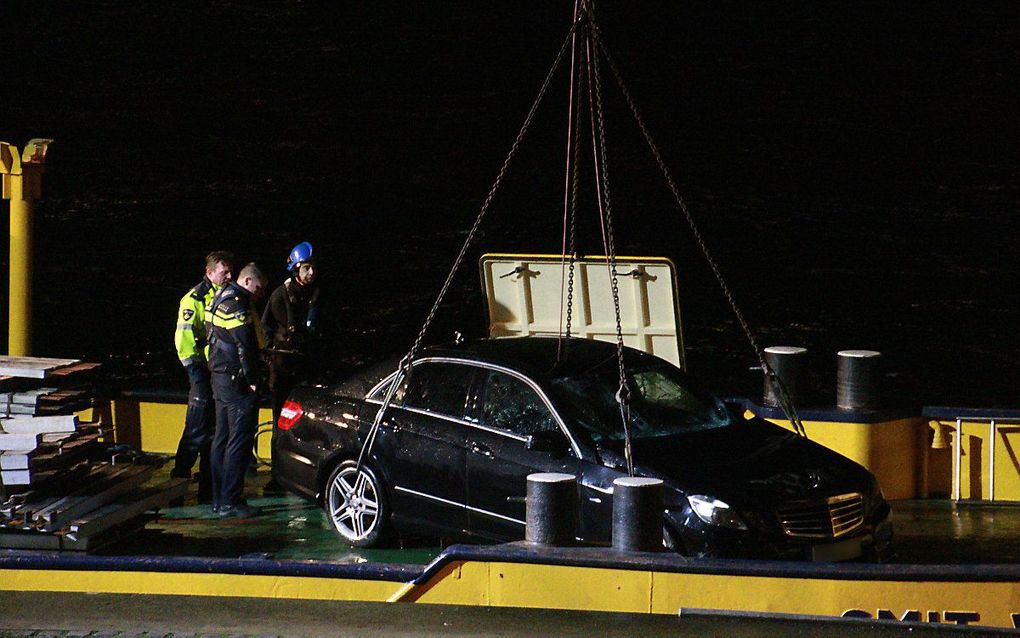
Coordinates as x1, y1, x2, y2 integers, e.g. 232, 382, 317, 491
263, 242, 321, 478
207, 262, 267, 518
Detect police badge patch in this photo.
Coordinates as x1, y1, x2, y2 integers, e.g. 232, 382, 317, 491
182, 309, 194, 321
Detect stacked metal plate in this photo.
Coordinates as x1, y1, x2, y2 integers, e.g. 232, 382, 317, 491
0, 356, 186, 551
0, 358, 100, 417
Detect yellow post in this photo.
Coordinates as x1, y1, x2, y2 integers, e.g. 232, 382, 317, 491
9, 189, 33, 356
1, 139, 52, 356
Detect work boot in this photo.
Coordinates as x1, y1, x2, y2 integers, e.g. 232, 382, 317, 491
218, 502, 261, 519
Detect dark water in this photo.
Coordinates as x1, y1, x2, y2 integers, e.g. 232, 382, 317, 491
1, 2, 1016, 407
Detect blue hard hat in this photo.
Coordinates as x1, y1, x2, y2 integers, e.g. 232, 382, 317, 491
286, 241, 315, 272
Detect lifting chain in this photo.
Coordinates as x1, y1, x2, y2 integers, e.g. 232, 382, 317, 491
589, 22, 807, 437
357, 15, 587, 472
588, 13, 636, 475
565, 219, 577, 339
559, 26, 586, 351
565, 67, 583, 342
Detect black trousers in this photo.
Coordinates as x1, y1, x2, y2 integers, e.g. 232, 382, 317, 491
268, 356, 297, 425
210, 372, 259, 508
268, 354, 306, 469
172, 363, 214, 497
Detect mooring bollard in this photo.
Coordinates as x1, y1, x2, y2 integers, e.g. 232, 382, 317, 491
763, 345, 807, 407
836, 350, 882, 410
612, 477, 664, 552
526, 472, 577, 546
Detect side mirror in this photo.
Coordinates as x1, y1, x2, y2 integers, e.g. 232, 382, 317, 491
526, 429, 570, 455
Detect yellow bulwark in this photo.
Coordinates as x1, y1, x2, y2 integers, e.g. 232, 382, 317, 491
750, 404, 1020, 503
85, 395, 274, 461
3, 545, 1019, 629
750, 407, 927, 500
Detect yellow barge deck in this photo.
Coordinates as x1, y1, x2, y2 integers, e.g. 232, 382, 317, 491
3, 463, 1020, 631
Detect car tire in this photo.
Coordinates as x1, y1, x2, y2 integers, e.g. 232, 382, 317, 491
325, 461, 389, 547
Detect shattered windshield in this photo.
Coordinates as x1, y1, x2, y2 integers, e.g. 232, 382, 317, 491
549, 356, 732, 442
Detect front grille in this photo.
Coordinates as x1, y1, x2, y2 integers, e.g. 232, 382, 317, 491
775, 492, 864, 539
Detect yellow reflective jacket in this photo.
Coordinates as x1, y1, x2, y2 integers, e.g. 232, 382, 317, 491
174, 278, 216, 367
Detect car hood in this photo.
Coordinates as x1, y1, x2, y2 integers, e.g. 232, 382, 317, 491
600, 418, 874, 505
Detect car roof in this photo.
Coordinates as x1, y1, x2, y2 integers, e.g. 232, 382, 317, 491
423, 336, 644, 381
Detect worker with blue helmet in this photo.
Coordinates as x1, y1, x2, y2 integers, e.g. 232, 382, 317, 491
286, 241, 314, 274
269, 240, 320, 343
263, 241, 323, 483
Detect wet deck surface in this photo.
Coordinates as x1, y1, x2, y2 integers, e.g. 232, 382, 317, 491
98, 464, 1020, 565
891, 499, 1020, 564
102, 465, 444, 565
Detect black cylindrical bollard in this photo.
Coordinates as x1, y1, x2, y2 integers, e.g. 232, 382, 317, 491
612, 477, 664, 552
526, 473, 576, 546
836, 350, 882, 410
763, 346, 807, 407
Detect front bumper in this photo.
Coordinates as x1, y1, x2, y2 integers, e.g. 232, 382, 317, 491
670, 510, 894, 562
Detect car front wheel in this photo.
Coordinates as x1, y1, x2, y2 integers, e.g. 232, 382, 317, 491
325, 461, 389, 547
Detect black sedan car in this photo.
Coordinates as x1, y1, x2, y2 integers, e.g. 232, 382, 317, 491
273, 337, 892, 561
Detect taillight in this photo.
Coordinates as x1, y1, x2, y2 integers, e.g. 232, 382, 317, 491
278, 400, 303, 431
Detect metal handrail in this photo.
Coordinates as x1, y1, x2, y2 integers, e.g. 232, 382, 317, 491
938, 414, 1020, 502
923, 407, 1020, 502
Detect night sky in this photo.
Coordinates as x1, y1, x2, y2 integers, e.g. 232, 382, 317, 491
0, 2, 1016, 406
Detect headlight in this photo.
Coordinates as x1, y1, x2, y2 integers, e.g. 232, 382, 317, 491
687, 494, 748, 530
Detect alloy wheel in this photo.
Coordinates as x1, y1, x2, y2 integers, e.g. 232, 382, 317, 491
328, 465, 381, 542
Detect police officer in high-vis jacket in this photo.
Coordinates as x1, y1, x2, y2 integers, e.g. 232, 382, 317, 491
171, 250, 234, 500
207, 262, 268, 518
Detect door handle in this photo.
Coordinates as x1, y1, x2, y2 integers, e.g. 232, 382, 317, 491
470, 443, 492, 457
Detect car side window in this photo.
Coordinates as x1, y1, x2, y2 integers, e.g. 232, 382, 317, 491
481, 370, 557, 436
398, 362, 475, 420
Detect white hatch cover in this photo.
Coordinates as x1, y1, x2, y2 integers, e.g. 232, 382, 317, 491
478, 254, 686, 369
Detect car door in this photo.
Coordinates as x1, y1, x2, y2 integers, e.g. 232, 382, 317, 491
465, 367, 587, 541
369, 360, 477, 536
